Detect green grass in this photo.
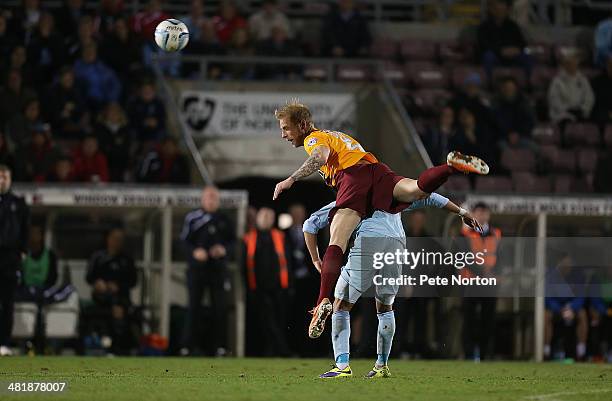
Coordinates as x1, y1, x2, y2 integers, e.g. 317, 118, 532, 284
0, 357, 611, 401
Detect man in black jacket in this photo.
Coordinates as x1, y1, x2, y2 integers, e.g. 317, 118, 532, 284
477, 0, 533, 83
0, 164, 29, 356
180, 186, 234, 356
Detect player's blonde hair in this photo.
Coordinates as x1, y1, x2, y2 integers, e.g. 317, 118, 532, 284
274, 100, 314, 128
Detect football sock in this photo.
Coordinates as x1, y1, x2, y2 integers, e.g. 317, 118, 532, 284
317, 245, 344, 304
576, 342, 586, 359
376, 311, 395, 367
332, 311, 350, 370
416, 165, 455, 193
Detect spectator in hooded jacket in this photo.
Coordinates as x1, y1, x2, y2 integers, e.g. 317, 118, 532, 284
492, 76, 536, 149
73, 43, 121, 111
43, 66, 89, 140
16, 126, 61, 182
321, 0, 371, 58
548, 52, 594, 124
127, 81, 166, 142
26, 12, 66, 89
94, 102, 133, 182
137, 137, 190, 184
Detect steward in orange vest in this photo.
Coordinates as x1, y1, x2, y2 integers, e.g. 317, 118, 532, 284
243, 228, 290, 291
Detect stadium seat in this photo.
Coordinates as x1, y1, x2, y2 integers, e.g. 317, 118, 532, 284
526, 44, 552, 65
531, 66, 555, 91
532, 124, 560, 145
571, 175, 594, 192
406, 62, 449, 89
553, 174, 572, 193
605, 124, 612, 147
492, 67, 527, 88
410, 89, 452, 114
371, 38, 398, 60
450, 65, 488, 89
336, 65, 371, 81
500, 148, 536, 172
554, 45, 585, 63
475, 175, 513, 192
576, 148, 599, 173
444, 175, 471, 191
399, 40, 437, 61
303, 65, 328, 80
438, 40, 471, 63
382, 62, 407, 82
564, 122, 600, 146
540, 144, 576, 173
512, 172, 551, 193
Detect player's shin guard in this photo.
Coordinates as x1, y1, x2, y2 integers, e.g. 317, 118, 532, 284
332, 311, 350, 370
317, 245, 344, 304
416, 165, 455, 193
376, 311, 395, 367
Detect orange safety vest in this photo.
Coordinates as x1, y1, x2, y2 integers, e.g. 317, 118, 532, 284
243, 228, 289, 290
460, 226, 502, 277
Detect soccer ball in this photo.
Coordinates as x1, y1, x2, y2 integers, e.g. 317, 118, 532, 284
154, 19, 189, 52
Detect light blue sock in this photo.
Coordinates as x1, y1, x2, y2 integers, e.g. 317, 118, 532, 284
376, 310, 395, 367
332, 311, 350, 370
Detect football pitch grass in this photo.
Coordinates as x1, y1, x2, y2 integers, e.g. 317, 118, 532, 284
1, 357, 611, 401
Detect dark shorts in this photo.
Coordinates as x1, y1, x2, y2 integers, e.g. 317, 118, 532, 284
329, 162, 411, 223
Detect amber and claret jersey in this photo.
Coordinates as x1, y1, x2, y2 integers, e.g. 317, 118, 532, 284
303, 129, 378, 187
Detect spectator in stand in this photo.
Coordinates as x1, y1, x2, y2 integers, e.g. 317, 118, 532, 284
545, 254, 589, 361
99, 17, 142, 85
243, 207, 291, 357
2, 45, 34, 87
44, 66, 89, 140
212, 0, 246, 45
449, 73, 495, 134
180, 186, 235, 356
249, 0, 291, 42
46, 156, 76, 183
255, 24, 300, 79
6, 98, 44, 151
182, 19, 225, 78
548, 52, 594, 124
54, 0, 86, 40
181, 0, 208, 42
0, 70, 37, 127
74, 43, 122, 111
136, 137, 190, 184
127, 81, 166, 142
66, 15, 97, 63
591, 55, 612, 126
0, 132, 16, 172
452, 107, 497, 166
421, 106, 456, 165
27, 13, 66, 89
94, 102, 133, 182
225, 27, 254, 80
594, 14, 612, 67
99, 0, 126, 35
72, 135, 110, 182
477, 0, 532, 83
322, 0, 371, 58
492, 76, 537, 150
85, 227, 137, 355
0, 13, 19, 61
130, 0, 169, 41
11, 0, 42, 40
16, 125, 60, 182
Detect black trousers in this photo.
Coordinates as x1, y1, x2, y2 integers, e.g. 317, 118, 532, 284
246, 289, 290, 357
185, 264, 228, 354
0, 269, 18, 346
463, 297, 497, 359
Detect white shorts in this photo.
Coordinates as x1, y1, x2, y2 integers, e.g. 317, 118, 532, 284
334, 237, 404, 305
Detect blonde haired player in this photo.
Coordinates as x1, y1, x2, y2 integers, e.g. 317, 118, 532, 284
273, 101, 488, 338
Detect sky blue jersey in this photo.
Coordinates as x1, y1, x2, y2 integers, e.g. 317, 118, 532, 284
302, 193, 449, 240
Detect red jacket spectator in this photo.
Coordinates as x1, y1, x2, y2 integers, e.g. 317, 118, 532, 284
212, 1, 246, 44
73, 135, 110, 182
130, 0, 169, 40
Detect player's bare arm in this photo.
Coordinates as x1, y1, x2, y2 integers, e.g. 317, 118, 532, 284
304, 231, 322, 273
273, 146, 330, 200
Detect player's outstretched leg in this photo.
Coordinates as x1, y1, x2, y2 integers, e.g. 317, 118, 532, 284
393, 151, 490, 203
308, 208, 360, 339
367, 305, 395, 378
320, 308, 352, 379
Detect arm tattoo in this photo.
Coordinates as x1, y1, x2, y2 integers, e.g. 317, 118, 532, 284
290, 148, 326, 181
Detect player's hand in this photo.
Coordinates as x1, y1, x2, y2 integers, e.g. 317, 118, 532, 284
462, 211, 483, 233
193, 247, 208, 262
273, 177, 295, 200
313, 260, 322, 274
